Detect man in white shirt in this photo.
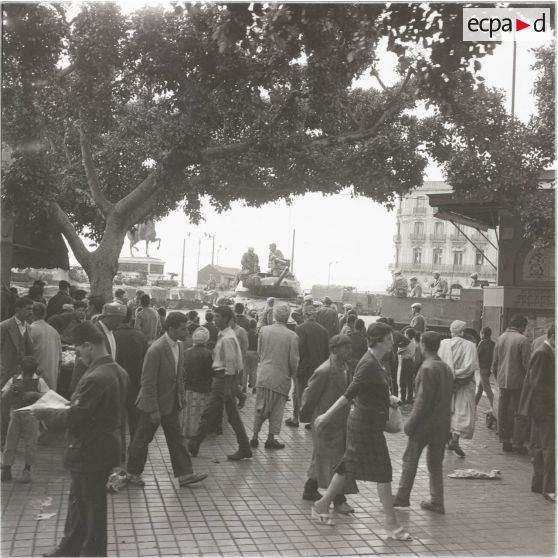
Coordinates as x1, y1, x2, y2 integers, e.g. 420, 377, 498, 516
188, 306, 252, 461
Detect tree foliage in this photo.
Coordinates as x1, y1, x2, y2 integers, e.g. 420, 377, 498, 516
1, 2, 553, 294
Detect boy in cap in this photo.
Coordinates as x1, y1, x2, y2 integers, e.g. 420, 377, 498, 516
410, 303, 426, 333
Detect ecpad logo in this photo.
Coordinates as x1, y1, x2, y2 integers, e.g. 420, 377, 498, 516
463, 8, 551, 42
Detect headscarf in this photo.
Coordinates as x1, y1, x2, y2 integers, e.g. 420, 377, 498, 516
192, 326, 210, 345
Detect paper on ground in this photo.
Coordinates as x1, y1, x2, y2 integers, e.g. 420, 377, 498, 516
15, 390, 69, 413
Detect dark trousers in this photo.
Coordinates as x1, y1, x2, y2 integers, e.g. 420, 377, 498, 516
396, 438, 445, 505
195, 372, 250, 451
291, 376, 308, 422
390, 367, 398, 398
399, 360, 415, 403
532, 418, 555, 494
498, 388, 521, 444
56, 470, 110, 557
127, 408, 193, 477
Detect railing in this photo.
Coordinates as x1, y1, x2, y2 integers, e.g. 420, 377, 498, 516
471, 232, 490, 243
409, 233, 426, 242
429, 234, 446, 242
395, 262, 497, 276
450, 233, 467, 242
412, 206, 427, 215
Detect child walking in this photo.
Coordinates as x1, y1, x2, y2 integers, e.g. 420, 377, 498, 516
1, 357, 49, 483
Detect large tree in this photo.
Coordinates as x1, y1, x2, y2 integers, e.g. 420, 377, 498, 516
3, 2, 547, 299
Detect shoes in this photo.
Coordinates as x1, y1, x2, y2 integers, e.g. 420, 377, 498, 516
20, 469, 32, 483
385, 526, 412, 541
334, 501, 355, 515
502, 442, 514, 452
1, 467, 12, 482
264, 438, 285, 450
178, 472, 208, 487
42, 546, 75, 557
420, 500, 445, 514
302, 490, 323, 501
188, 438, 200, 457
285, 418, 299, 427
304, 423, 312, 430
311, 506, 335, 526
250, 438, 259, 448
543, 493, 556, 503
393, 495, 410, 508
127, 474, 146, 487
227, 449, 253, 461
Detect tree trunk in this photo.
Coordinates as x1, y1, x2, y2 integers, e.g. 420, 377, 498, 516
84, 226, 125, 303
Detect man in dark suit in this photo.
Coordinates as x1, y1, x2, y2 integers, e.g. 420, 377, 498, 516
37, 321, 130, 557
393, 331, 454, 514
286, 305, 329, 428
114, 323, 148, 448
0, 296, 34, 448
518, 324, 555, 501
0, 296, 34, 388
127, 312, 207, 488
46, 280, 74, 319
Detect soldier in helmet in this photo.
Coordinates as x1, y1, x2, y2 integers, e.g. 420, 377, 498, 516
387, 270, 408, 297
410, 303, 426, 333
241, 247, 260, 274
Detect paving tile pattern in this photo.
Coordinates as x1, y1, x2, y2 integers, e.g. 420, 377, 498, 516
1, 393, 555, 557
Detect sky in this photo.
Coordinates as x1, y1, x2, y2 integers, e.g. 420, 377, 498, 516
65, 9, 551, 292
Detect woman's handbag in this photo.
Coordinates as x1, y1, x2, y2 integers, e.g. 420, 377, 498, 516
385, 406, 403, 434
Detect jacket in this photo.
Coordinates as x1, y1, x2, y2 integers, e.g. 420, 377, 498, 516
315, 306, 340, 338
256, 323, 299, 396
135, 334, 186, 416
46, 291, 74, 319
114, 325, 148, 405
0, 316, 33, 388
295, 320, 329, 380
404, 355, 454, 444
63, 355, 129, 472
492, 328, 531, 389
518, 342, 555, 423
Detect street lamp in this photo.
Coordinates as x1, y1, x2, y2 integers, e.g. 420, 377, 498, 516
327, 261, 338, 286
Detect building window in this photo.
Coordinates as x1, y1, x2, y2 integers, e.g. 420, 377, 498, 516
434, 221, 444, 236
475, 249, 484, 266
453, 251, 464, 265
433, 249, 443, 265
413, 221, 424, 235
415, 196, 425, 208
413, 247, 422, 264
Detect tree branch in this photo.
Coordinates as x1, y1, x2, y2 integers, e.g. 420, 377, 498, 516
371, 68, 387, 90
114, 70, 417, 220
78, 122, 114, 217
49, 202, 92, 268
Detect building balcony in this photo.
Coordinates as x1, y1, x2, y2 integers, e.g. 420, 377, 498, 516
412, 206, 427, 215
393, 262, 497, 278
450, 233, 467, 242
429, 233, 447, 243
471, 232, 490, 243
409, 233, 426, 242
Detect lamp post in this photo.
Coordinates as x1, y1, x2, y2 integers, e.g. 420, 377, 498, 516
327, 261, 338, 287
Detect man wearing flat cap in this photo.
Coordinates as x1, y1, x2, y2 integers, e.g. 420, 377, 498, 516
70, 302, 127, 393
300, 334, 357, 513
387, 270, 408, 298
410, 303, 426, 333
38, 321, 130, 557
409, 276, 422, 298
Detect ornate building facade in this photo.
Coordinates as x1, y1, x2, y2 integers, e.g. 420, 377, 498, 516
389, 181, 498, 292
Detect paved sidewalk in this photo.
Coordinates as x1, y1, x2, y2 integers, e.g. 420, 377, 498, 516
1, 394, 555, 557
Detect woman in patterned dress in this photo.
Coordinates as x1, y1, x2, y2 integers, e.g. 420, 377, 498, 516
312, 322, 412, 540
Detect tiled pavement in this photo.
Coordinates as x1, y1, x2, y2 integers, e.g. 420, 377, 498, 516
1, 393, 555, 557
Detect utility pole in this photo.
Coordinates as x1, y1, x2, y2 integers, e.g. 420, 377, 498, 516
211, 234, 215, 265
290, 229, 296, 274
180, 238, 185, 287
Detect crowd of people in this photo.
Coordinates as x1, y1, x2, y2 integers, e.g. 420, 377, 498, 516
0, 279, 554, 556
